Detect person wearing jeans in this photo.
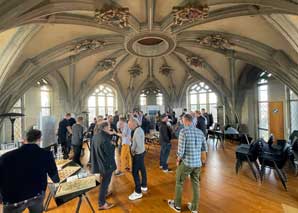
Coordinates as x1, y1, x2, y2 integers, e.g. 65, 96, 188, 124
168, 114, 207, 213
159, 114, 173, 172
0, 129, 59, 213
2, 193, 45, 213
128, 118, 147, 201
90, 121, 117, 210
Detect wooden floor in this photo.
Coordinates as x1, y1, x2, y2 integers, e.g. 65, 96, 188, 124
2, 140, 298, 213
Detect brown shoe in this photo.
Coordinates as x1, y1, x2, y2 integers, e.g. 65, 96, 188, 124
98, 202, 115, 210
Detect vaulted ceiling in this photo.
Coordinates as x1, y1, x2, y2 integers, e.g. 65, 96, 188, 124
1, 0, 298, 113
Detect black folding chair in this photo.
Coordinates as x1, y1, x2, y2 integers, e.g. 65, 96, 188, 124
258, 141, 291, 191
235, 139, 261, 181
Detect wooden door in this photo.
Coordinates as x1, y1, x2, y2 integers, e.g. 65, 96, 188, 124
269, 102, 284, 141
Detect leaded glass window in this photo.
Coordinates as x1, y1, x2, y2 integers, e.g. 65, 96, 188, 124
289, 89, 298, 132
88, 85, 117, 123
139, 88, 163, 106
40, 85, 51, 116
187, 82, 218, 122
257, 72, 269, 140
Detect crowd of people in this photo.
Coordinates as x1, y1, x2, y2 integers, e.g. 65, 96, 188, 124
0, 107, 213, 213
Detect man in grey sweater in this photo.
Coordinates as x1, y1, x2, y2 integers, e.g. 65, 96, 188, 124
71, 116, 85, 166
128, 118, 147, 201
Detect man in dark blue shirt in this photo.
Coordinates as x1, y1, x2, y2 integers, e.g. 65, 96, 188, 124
0, 129, 59, 213
58, 113, 72, 159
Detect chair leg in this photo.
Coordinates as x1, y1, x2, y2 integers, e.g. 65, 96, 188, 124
260, 161, 266, 182
280, 169, 288, 182
254, 161, 261, 178
246, 156, 258, 181
273, 162, 288, 191
235, 159, 241, 174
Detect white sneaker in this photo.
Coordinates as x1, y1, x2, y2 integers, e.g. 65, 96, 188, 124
187, 202, 198, 213
141, 187, 148, 192
128, 191, 143, 201
163, 169, 173, 173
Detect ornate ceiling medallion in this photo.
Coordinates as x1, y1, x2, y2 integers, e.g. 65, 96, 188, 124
97, 58, 117, 71
172, 4, 209, 26
129, 64, 142, 78
94, 7, 130, 28
125, 32, 176, 58
159, 64, 174, 76
186, 55, 204, 67
71, 39, 106, 53
196, 34, 233, 50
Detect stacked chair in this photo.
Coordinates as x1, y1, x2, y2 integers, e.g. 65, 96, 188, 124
289, 130, 298, 176
235, 136, 293, 191
235, 139, 262, 181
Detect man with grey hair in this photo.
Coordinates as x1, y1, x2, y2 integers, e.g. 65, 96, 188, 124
127, 118, 147, 201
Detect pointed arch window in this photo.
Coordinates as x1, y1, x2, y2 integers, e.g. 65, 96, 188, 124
140, 88, 163, 106
188, 81, 217, 122
88, 85, 117, 122
257, 71, 270, 140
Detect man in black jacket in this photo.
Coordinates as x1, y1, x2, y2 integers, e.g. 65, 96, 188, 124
0, 129, 59, 213
90, 121, 116, 210
196, 110, 207, 137
159, 114, 172, 172
57, 113, 72, 159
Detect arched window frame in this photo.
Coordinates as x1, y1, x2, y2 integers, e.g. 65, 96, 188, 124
187, 81, 218, 122
288, 89, 298, 132
139, 88, 163, 106
257, 71, 270, 140
40, 82, 52, 117
88, 84, 117, 122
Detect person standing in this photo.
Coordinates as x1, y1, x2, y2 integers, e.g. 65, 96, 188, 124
57, 113, 72, 159
0, 129, 60, 213
201, 108, 209, 127
168, 114, 207, 213
71, 116, 85, 166
159, 114, 173, 172
116, 117, 132, 174
90, 121, 116, 210
128, 118, 147, 201
195, 111, 207, 137
113, 111, 119, 127
88, 117, 97, 139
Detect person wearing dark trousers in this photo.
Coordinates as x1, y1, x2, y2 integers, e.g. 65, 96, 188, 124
0, 129, 60, 213
71, 116, 85, 167
90, 121, 116, 211
159, 114, 173, 172
195, 110, 207, 137
128, 118, 147, 201
57, 113, 72, 159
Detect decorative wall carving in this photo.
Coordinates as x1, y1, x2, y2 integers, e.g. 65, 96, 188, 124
159, 64, 174, 76
97, 58, 117, 71
71, 39, 106, 53
172, 4, 209, 26
186, 55, 204, 67
128, 64, 142, 78
94, 7, 130, 28
196, 34, 233, 50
